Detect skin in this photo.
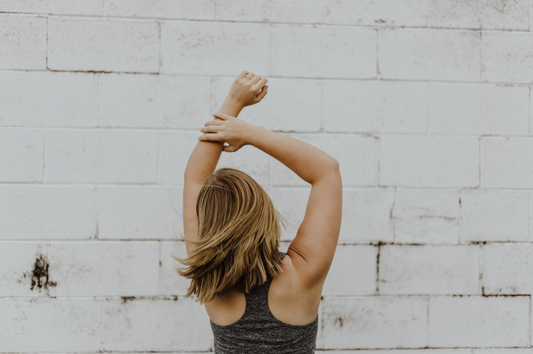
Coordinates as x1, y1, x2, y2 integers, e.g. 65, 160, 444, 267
183, 70, 342, 326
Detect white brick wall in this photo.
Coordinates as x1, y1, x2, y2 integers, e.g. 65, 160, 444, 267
1, 0, 532, 352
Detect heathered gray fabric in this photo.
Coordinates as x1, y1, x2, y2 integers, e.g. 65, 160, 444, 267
210, 252, 318, 354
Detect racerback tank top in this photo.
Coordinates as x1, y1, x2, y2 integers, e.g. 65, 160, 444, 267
210, 252, 319, 353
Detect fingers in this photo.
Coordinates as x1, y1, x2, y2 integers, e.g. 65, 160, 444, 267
252, 77, 268, 91
223, 145, 236, 153
237, 70, 249, 80
198, 133, 223, 142
204, 119, 223, 126
200, 125, 220, 134
249, 74, 262, 85
213, 112, 233, 120
245, 73, 256, 80
254, 85, 268, 103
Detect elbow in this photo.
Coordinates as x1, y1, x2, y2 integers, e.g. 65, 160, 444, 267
330, 158, 340, 174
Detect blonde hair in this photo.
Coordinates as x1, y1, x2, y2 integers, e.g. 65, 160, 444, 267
174, 167, 286, 304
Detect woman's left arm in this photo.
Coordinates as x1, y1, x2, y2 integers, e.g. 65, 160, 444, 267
183, 99, 243, 256
183, 71, 269, 256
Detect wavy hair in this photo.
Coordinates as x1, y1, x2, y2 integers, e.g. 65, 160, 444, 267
173, 167, 286, 304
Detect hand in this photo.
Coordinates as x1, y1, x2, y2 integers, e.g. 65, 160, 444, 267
198, 112, 256, 152
225, 70, 268, 108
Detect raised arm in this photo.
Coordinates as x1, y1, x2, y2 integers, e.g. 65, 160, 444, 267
183, 71, 268, 256
199, 114, 342, 290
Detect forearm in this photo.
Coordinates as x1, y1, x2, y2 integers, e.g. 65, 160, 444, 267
247, 126, 339, 185
184, 98, 244, 185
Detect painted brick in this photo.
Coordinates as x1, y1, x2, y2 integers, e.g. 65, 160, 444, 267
481, 137, 533, 188
100, 74, 211, 129
483, 244, 533, 295
98, 186, 181, 240
0, 241, 159, 296
160, 241, 191, 295
429, 0, 529, 30
216, 0, 323, 23
428, 83, 529, 135
212, 77, 322, 132
270, 133, 377, 187
379, 245, 480, 295
379, 135, 479, 188
379, 28, 481, 81
0, 72, 98, 127
268, 187, 394, 243
161, 21, 269, 76
104, 298, 213, 351
392, 189, 460, 244
429, 296, 529, 347
459, 190, 529, 242
322, 245, 377, 296
323, 0, 428, 26
483, 32, 533, 84
323, 80, 428, 134
0, 15, 46, 70
0, 298, 101, 352
0, 129, 43, 182
105, 0, 215, 20
321, 297, 428, 348
340, 188, 395, 242
0, 0, 103, 15
0, 186, 96, 240
48, 18, 159, 73
45, 129, 158, 183
271, 25, 377, 79
265, 187, 311, 241
159, 131, 270, 186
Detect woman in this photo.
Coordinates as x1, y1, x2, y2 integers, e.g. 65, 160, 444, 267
177, 70, 342, 353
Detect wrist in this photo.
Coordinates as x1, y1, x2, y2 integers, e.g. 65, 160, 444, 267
219, 97, 244, 117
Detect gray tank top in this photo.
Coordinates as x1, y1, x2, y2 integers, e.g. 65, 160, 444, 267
210, 252, 318, 353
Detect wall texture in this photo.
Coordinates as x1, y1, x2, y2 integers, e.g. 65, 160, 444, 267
1, 0, 532, 352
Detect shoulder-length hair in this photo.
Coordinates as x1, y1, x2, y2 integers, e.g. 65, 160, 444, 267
174, 167, 286, 304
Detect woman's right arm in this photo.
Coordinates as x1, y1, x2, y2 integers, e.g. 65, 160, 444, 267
247, 127, 342, 290
199, 114, 342, 290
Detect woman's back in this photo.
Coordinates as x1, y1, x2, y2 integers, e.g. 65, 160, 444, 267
180, 71, 342, 353
207, 252, 319, 353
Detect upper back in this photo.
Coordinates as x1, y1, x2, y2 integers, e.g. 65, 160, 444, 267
206, 252, 319, 353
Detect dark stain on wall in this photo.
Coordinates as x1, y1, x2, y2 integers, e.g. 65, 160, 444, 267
29, 254, 57, 291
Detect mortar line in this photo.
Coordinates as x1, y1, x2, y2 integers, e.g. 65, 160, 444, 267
426, 0, 430, 27
376, 28, 380, 78
157, 133, 161, 184
479, 244, 483, 295
268, 24, 272, 76
426, 82, 430, 134
158, 21, 162, 74
3, 68, 533, 86
527, 84, 533, 135
7, 13, 528, 33
375, 243, 380, 294
158, 241, 162, 295
42, 131, 46, 183
97, 74, 101, 127
319, 81, 325, 132
100, 298, 105, 351
527, 191, 532, 242
45, 16, 49, 70
480, 30, 484, 82
527, 295, 531, 347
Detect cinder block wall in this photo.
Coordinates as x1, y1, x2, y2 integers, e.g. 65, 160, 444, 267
1, 0, 532, 352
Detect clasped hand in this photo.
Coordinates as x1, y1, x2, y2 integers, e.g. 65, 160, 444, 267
198, 71, 267, 152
